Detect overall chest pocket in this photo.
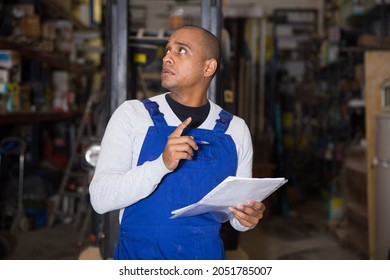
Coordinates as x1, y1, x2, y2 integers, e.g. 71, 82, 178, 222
166, 166, 219, 206
165, 134, 237, 206
192, 145, 214, 161
166, 144, 218, 206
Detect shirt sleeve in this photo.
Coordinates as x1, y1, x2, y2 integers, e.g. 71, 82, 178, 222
89, 101, 171, 214
227, 118, 255, 232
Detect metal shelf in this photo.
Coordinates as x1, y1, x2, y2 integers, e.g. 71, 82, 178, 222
0, 37, 96, 75
0, 111, 82, 125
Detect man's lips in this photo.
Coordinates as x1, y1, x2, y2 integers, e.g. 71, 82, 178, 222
162, 68, 175, 75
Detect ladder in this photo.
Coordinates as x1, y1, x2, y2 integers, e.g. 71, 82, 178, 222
47, 90, 101, 228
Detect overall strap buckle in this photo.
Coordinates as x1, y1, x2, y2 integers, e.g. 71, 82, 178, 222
213, 110, 233, 133
140, 99, 168, 127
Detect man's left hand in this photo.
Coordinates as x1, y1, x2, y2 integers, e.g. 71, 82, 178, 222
229, 201, 265, 228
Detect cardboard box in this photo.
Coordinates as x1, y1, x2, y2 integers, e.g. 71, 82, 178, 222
358, 34, 390, 48
22, 15, 41, 37
42, 21, 57, 39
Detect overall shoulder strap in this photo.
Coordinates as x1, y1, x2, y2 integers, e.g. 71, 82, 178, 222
213, 109, 233, 133
140, 99, 168, 127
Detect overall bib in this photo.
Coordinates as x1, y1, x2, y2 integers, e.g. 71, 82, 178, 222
114, 99, 238, 259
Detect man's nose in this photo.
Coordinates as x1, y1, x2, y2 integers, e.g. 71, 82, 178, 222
163, 53, 173, 64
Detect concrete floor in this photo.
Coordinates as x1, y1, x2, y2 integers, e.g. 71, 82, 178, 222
4, 194, 367, 260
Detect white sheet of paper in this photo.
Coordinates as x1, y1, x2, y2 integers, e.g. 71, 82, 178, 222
170, 176, 288, 220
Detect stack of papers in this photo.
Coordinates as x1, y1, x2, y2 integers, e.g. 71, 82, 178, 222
170, 176, 287, 221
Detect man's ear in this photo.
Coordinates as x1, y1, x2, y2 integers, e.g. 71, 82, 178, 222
204, 59, 218, 77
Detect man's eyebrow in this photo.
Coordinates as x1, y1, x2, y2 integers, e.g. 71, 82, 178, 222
174, 40, 191, 50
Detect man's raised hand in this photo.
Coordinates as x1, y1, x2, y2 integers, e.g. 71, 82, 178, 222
162, 117, 198, 170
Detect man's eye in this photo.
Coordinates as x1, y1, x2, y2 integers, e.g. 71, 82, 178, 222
165, 49, 170, 55
179, 47, 186, 54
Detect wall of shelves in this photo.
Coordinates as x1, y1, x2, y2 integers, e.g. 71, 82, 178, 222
318, 1, 390, 259
266, 4, 389, 252
271, 8, 322, 197
0, 0, 103, 230
0, 0, 102, 114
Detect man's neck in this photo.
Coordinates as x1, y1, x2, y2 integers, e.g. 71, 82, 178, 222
165, 94, 210, 128
168, 91, 208, 107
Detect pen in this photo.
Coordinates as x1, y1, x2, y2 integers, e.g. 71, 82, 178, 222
194, 139, 210, 145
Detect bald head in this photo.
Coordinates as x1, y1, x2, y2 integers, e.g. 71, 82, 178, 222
174, 25, 221, 69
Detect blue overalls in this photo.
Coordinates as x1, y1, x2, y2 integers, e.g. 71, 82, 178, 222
114, 99, 238, 260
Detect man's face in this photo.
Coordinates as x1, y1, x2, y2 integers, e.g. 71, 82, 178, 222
161, 28, 207, 93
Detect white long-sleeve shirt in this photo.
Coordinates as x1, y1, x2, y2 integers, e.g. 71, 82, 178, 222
89, 93, 254, 231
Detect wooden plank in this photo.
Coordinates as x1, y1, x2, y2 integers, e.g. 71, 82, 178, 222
364, 51, 390, 259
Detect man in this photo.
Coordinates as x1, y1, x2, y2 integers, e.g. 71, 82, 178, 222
89, 25, 265, 260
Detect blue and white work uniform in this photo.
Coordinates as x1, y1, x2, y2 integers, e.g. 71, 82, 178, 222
89, 93, 253, 259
